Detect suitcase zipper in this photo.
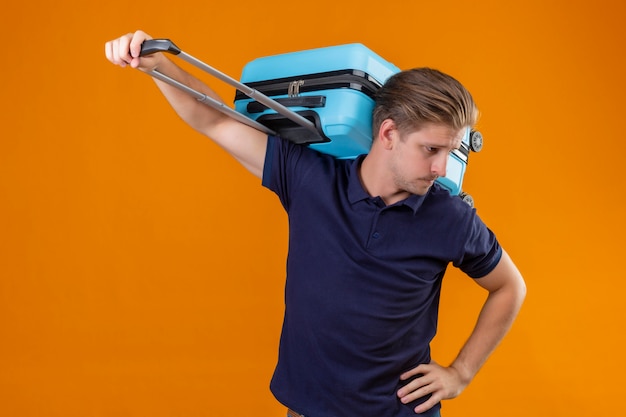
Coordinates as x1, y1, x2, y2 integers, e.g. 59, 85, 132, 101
234, 69, 383, 101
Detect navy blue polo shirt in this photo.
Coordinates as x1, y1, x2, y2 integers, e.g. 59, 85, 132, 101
262, 136, 502, 417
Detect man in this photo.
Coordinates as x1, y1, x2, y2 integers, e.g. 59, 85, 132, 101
105, 30, 526, 417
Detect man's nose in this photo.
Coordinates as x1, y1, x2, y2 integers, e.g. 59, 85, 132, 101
432, 152, 448, 178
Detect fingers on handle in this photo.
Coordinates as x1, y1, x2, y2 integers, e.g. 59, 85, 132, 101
104, 30, 152, 67
129, 30, 152, 59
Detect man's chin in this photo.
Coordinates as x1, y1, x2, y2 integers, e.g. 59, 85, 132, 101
410, 185, 431, 196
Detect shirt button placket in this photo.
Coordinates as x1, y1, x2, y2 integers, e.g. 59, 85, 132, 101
366, 206, 384, 249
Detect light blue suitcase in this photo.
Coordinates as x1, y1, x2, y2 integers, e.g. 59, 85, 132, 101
138, 39, 482, 204
234, 43, 400, 159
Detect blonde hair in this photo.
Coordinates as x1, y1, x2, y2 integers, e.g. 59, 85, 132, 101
372, 68, 479, 137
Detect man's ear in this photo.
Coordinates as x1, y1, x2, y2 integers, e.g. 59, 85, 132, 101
377, 119, 397, 150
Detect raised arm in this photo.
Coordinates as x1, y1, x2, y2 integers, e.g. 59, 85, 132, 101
104, 30, 268, 178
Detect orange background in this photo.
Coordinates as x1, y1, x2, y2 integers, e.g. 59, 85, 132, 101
1, 1, 625, 416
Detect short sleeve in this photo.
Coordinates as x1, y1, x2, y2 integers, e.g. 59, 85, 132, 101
453, 212, 503, 278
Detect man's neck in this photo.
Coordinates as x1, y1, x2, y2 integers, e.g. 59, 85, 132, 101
358, 156, 410, 206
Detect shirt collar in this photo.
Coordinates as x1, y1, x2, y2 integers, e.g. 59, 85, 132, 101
347, 155, 428, 215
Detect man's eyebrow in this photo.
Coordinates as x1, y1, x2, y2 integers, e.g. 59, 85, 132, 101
422, 141, 461, 150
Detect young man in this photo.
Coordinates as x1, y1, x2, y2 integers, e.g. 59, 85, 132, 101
105, 31, 526, 417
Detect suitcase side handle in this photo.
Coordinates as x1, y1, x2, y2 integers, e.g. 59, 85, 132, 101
246, 96, 326, 114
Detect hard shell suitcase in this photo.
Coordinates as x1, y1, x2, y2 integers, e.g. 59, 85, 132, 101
138, 39, 483, 204
233, 43, 400, 159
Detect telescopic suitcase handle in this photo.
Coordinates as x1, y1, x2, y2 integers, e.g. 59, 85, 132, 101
138, 39, 319, 137
139, 39, 182, 56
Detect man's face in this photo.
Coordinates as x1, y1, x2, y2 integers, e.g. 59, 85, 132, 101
389, 123, 465, 196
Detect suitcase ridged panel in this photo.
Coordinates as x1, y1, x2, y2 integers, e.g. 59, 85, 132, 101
239, 44, 399, 83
